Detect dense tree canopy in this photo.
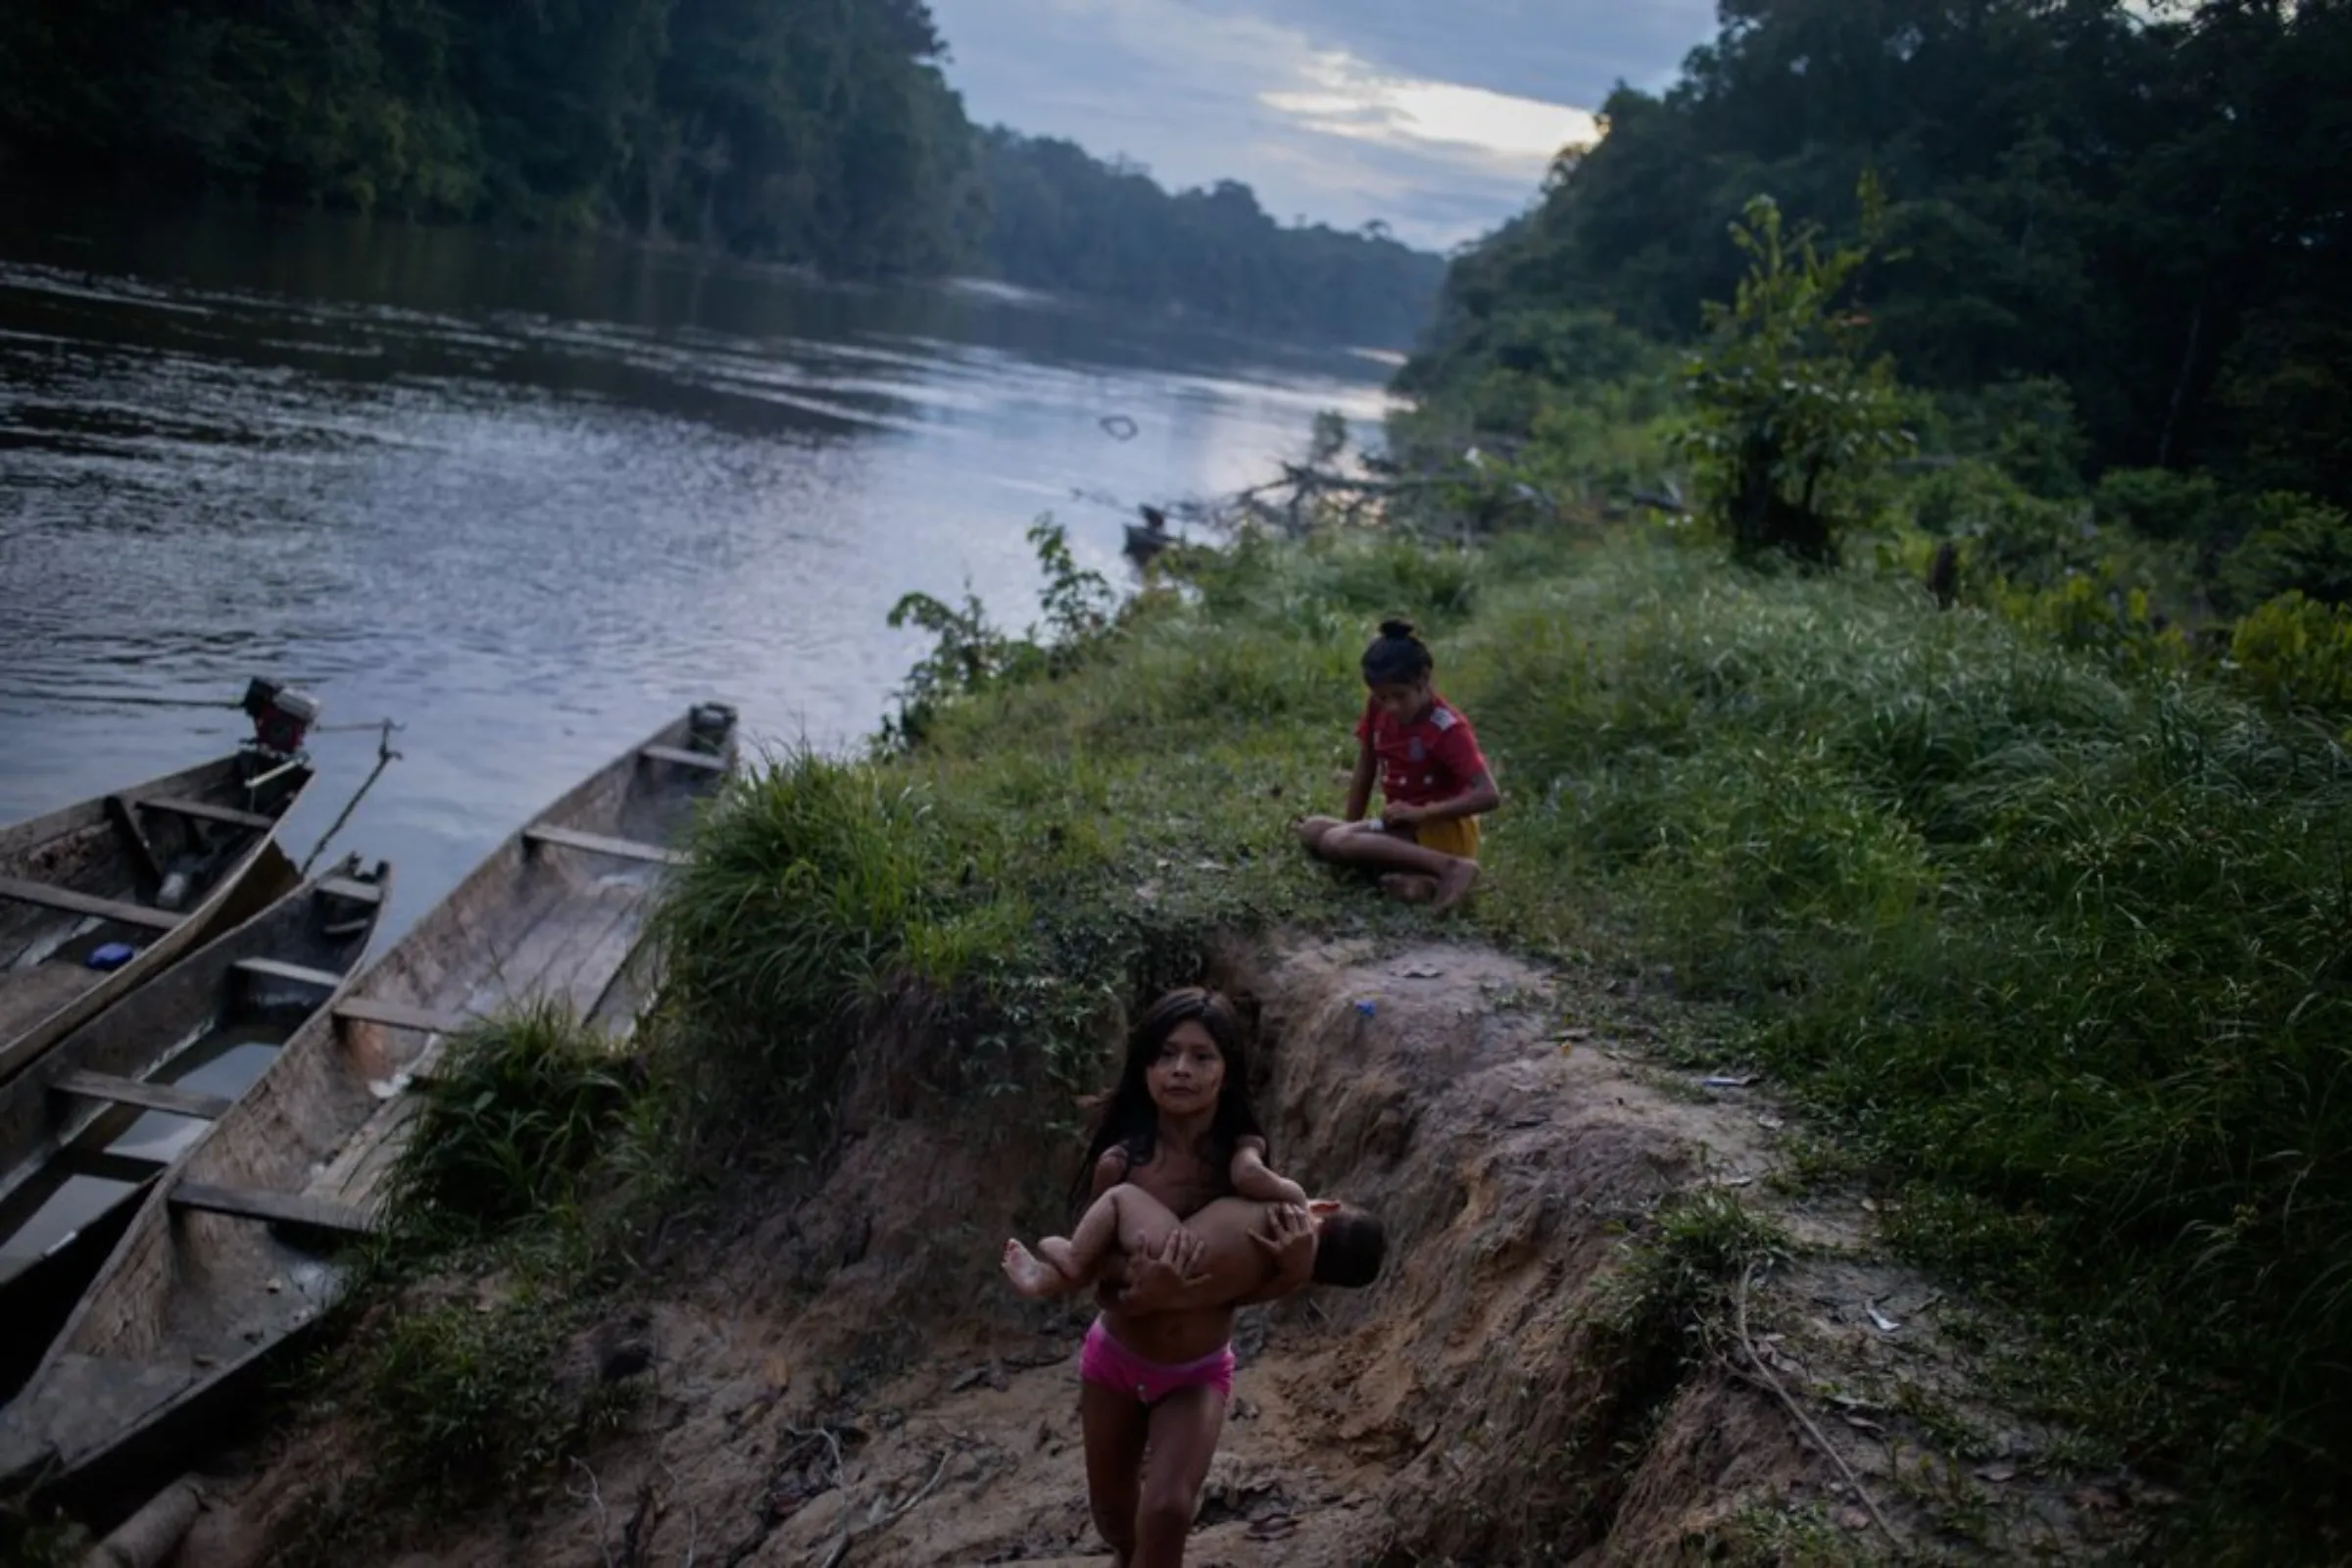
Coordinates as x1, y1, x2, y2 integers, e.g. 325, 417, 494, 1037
975, 129, 1445, 345
1404, 0, 2352, 506
0, 0, 1442, 342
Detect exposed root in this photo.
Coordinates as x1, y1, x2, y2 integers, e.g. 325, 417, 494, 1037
782, 1426, 849, 1567
567, 1459, 618, 1568
1728, 1263, 1901, 1552
821, 1450, 951, 1568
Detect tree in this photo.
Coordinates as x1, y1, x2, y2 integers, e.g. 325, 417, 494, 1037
1675, 185, 1914, 562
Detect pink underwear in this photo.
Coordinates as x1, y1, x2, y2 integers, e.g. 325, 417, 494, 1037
1080, 1318, 1235, 1406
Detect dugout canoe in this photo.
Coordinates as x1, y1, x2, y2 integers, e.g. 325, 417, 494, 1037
0, 703, 737, 1514
0, 853, 390, 1400
0, 743, 316, 1087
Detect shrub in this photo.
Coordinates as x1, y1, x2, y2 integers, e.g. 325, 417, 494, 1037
2219, 492, 2352, 613
350, 1286, 626, 1503
2230, 590, 2352, 713
879, 515, 1117, 749
383, 1002, 636, 1247
2093, 466, 2224, 542
1674, 184, 1916, 563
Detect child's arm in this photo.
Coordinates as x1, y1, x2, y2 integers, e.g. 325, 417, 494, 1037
1390, 714, 1499, 827
1343, 731, 1377, 822
1090, 1147, 1131, 1200
1386, 766, 1500, 827
1230, 1138, 1308, 1206
1234, 1204, 1318, 1305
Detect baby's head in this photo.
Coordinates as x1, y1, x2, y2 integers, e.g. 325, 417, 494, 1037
1305, 1199, 1388, 1288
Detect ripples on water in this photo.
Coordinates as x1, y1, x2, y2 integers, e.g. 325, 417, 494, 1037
0, 210, 1393, 944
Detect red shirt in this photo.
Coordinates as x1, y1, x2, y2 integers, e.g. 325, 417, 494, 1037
1355, 695, 1490, 808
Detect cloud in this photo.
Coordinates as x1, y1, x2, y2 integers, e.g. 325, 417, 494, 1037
1174, 0, 1717, 105
928, 0, 1706, 248
1261, 51, 1603, 167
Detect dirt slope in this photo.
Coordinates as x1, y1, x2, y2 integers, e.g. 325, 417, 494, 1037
174, 936, 2161, 1565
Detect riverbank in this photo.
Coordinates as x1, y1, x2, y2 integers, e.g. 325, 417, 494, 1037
172, 936, 2140, 1566
17, 517, 2345, 1563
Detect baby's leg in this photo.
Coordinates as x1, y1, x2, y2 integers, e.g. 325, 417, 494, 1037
1002, 1238, 1074, 1298
1003, 1185, 1184, 1300
1064, 1183, 1184, 1282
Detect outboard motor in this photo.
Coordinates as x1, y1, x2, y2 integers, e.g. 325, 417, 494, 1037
241, 677, 322, 760
688, 702, 738, 752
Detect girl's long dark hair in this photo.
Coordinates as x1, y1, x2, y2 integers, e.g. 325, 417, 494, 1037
1072, 987, 1266, 1204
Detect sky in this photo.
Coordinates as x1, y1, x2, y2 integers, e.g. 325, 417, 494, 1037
927, 0, 1721, 253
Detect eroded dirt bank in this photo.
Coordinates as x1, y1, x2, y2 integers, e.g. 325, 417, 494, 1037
174, 936, 2158, 1565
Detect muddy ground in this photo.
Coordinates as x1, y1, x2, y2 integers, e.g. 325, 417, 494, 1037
170, 936, 2167, 1565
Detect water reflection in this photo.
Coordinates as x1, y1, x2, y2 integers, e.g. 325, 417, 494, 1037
106, 1036, 282, 1164
0, 205, 1394, 949
0, 1023, 293, 1266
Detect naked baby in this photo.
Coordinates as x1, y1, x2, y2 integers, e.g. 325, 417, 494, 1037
1003, 1180, 1388, 1302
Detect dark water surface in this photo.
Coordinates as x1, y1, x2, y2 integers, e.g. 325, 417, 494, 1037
0, 206, 1392, 947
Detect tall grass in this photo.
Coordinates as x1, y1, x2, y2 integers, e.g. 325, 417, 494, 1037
284, 1004, 652, 1558
382, 1001, 637, 1248
654, 520, 2350, 1548
645, 529, 1496, 1155
1450, 538, 2352, 1543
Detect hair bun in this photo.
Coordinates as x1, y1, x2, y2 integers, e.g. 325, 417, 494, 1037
1377, 617, 1418, 640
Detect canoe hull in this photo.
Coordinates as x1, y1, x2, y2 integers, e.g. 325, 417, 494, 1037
0, 753, 315, 1085
0, 855, 389, 1399
0, 704, 735, 1523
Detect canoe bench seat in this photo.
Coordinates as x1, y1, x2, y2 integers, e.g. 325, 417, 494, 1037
0, 877, 183, 933
232, 957, 345, 992
523, 824, 689, 866
52, 1070, 233, 1121
334, 997, 469, 1037
170, 1180, 374, 1237
133, 797, 275, 832
640, 744, 727, 772
315, 876, 383, 906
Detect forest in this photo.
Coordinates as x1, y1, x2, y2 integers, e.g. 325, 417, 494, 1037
0, 0, 1442, 343
1376, 0, 2352, 1545
1402, 0, 2351, 517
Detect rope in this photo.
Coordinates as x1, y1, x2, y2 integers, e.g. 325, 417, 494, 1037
0, 693, 240, 710
299, 718, 403, 877
0, 693, 401, 735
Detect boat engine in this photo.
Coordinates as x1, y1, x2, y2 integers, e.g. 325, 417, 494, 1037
242, 677, 322, 759
688, 702, 738, 749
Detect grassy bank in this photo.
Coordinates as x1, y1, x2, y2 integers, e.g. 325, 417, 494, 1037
647, 518, 2349, 1558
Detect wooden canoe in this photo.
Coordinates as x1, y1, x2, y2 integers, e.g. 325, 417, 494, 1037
0, 751, 316, 1087
0, 852, 389, 1400
0, 704, 736, 1513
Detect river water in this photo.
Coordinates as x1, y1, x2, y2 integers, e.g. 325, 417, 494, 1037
0, 206, 1394, 946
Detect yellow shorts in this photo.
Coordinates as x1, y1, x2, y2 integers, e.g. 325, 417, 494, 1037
1405, 813, 1480, 861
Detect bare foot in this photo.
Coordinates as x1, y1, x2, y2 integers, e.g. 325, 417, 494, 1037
1294, 814, 1341, 852
1430, 858, 1481, 913
1378, 873, 1440, 905
1038, 1236, 1077, 1275
1002, 1240, 1064, 1298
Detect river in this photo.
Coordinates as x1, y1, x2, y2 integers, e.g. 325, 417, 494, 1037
0, 206, 1395, 945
